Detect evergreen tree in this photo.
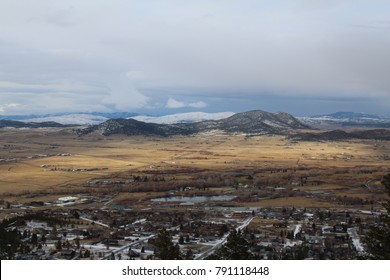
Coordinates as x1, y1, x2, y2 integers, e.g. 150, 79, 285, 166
185, 248, 193, 260
75, 238, 80, 249
152, 229, 181, 260
55, 239, 62, 250
365, 174, 390, 259
207, 229, 254, 260
40, 234, 46, 244
31, 233, 38, 245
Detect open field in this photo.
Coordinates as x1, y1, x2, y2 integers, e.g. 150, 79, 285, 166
1, 127, 389, 260
0, 127, 389, 209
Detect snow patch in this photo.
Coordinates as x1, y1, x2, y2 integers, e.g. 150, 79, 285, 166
294, 224, 302, 239
131, 112, 235, 124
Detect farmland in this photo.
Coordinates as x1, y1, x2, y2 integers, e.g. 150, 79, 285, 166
0, 127, 389, 259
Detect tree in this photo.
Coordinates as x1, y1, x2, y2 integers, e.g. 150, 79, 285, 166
31, 233, 38, 245
185, 248, 193, 260
75, 238, 80, 249
207, 229, 254, 260
55, 239, 62, 250
40, 234, 46, 244
152, 229, 181, 260
365, 174, 390, 259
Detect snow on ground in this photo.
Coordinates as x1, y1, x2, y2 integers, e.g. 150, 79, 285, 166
294, 224, 302, 239
131, 112, 235, 124
26, 221, 48, 229
195, 217, 254, 260
284, 240, 303, 248
347, 228, 365, 253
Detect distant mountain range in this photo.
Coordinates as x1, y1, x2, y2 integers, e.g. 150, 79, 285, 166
0, 120, 70, 128
2, 110, 390, 129
132, 112, 235, 124
77, 110, 309, 136
0, 112, 235, 125
2, 110, 390, 141
298, 112, 390, 129
0, 112, 137, 125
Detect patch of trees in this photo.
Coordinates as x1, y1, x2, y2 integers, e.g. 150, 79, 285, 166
365, 174, 390, 259
150, 229, 181, 260
0, 212, 71, 259
206, 229, 254, 260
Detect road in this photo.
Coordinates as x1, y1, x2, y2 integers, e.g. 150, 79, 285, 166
100, 225, 180, 259
195, 216, 254, 260
95, 217, 253, 260
347, 227, 365, 253
80, 217, 110, 228
101, 234, 157, 260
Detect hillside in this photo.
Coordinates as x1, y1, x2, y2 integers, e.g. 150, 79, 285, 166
0, 120, 68, 128
77, 110, 310, 136
299, 112, 390, 129
77, 118, 192, 136
291, 129, 390, 141
131, 112, 235, 124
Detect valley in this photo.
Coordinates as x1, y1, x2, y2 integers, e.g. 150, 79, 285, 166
0, 124, 389, 260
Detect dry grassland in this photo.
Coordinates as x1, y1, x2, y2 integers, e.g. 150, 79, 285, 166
242, 197, 338, 208
0, 128, 389, 208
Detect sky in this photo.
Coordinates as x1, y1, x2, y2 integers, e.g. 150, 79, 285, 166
1, 0, 390, 116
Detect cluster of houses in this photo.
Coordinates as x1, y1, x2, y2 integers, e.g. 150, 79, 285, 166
3, 199, 380, 260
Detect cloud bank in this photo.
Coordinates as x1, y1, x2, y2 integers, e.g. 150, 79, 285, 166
0, 0, 389, 115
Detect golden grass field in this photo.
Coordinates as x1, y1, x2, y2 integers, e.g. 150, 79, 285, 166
0, 127, 389, 210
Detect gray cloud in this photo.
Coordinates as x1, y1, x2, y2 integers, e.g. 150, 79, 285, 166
0, 0, 389, 115
166, 98, 207, 109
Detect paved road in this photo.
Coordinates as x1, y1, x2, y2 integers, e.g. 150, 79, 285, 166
101, 226, 180, 259
98, 217, 253, 260
101, 234, 157, 260
195, 217, 254, 260
80, 217, 110, 228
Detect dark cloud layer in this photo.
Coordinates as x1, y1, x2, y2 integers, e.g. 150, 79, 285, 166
1, 0, 389, 115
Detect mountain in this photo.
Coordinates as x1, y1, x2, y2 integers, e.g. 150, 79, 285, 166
299, 112, 390, 129
0, 112, 138, 125
78, 118, 192, 136
0, 120, 68, 128
77, 110, 310, 136
131, 112, 235, 124
218, 111, 308, 132
24, 114, 109, 125
312, 112, 384, 119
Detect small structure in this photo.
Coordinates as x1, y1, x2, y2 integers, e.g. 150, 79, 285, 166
57, 196, 77, 203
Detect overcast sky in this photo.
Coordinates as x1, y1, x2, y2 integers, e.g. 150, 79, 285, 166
1, 0, 390, 116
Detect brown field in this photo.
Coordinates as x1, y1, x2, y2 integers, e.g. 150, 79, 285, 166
0, 127, 389, 211
242, 197, 337, 208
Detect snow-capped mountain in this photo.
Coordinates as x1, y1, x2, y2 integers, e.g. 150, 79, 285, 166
0, 112, 139, 125
130, 112, 236, 124
24, 114, 109, 125
78, 110, 309, 136
298, 112, 390, 128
